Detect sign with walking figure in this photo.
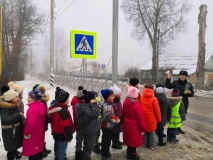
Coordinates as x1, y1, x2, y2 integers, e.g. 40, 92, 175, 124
71, 30, 97, 59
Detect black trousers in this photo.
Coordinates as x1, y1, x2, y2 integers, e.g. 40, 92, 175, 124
29, 152, 42, 160
7, 149, 17, 160
127, 147, 136, 155
183, 100, 189, 114
101, 128, 112, 158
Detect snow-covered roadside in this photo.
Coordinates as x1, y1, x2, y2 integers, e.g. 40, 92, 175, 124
0, 77, 213, 160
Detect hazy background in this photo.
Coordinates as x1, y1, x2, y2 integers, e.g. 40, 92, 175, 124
32, 0, 213, 74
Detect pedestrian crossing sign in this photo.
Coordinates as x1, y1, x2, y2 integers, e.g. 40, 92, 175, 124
71, 30, 97, 59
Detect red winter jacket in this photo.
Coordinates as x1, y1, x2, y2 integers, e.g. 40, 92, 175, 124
48, 102, 75, 141
123, 97, 147, 148
140, 88, 162, 132
71, 96, 82, 130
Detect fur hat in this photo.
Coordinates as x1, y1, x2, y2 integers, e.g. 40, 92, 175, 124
101, 89, 113, 100
171, 88, 180, 97
179, 71, 188, 76
1, 88, 19, 101
83, 91, 96, 103
155, 87, 164, 94
77, 86, 87, 100
110, 84, 121, 96
55, 87, 70, 103
8, 81, 24, 94
127, 86, 139, 99
129, 78, 139, 87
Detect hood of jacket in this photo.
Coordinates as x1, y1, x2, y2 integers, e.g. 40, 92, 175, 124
142, 88, 154, 98
167, 96, 182, 106
28, 100, 46, 117
71, 96, 81, 106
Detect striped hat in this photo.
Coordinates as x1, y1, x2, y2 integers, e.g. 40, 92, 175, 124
55, 87, 70, 103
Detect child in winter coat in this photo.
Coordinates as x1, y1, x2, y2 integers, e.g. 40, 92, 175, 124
71, 86, 87, 159
22, 85, 47, 159
154, 84, 172, 146
140, 83, 162, 150
48, 87, 74, 160
92, 91, 102, 155
123, 86, 146, 160
0, 87, 24, 160
31, 84, 52, 157
75, 91, 100, 160
167, 88, 186, 143
101, 89, 120, 160
110, 84, 123, 149
126, 78, 141, 101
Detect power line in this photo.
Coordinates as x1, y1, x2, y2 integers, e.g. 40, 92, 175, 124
56, 0, 69, 13
57, 0, 76, 19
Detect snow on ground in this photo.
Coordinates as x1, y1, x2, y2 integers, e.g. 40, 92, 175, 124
0, 77, 213, 160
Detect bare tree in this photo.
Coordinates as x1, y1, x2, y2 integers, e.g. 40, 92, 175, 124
1, 0, 45, 79
124, 67, 140, 78
121, 0, 191, 77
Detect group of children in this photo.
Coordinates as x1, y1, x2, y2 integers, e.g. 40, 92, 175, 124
0, 77, 186, 160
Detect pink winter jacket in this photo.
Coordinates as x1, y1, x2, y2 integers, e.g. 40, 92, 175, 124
22, 101, 46, 156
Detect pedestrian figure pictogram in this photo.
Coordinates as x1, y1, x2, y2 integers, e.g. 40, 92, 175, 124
76, 36, 92, 52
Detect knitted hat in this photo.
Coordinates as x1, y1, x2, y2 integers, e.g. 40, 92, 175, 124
171, 88, 180, 97
127, 86, 139, 99
83, 91, 96, 103
1, 88, 19, 101
110, 84, 121, 96
144, 83, 154, 90
101, 89, 113, 100
8, 81, 24, 94
179, 71, 188, 76
155, 87, 164, 94
28, 85, 44, 101
76, 86, 86, 100
129, 78, 139, 87
55, 87, 70, 103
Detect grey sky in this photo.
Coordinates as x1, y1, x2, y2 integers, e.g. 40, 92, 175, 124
34, 0, 213, 74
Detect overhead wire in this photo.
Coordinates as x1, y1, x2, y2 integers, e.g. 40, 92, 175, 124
57, 0, 76, 19
56, 0, 69, 13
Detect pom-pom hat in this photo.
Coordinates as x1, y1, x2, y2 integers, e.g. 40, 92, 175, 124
110, 84, 121, 96
55, 87, 70, 103
77, 86, 86, 100
171, 88, 180, 97
8, 81, 24, 94
127, 86, 139, 99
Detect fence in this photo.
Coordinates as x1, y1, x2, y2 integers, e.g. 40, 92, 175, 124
37, 73, 213, 94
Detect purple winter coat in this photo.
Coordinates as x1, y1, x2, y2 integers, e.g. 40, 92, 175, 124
112, 96, 123, 133
22, 101, 46, 156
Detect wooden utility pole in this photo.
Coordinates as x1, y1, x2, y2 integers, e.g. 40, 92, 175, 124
196, 5, 207, 89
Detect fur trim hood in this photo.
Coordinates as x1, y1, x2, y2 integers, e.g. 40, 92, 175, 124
0, 100, 17, 108
40, 94, 49, 103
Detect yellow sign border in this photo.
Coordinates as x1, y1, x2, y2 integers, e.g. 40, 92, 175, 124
70, 30, 97, 59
